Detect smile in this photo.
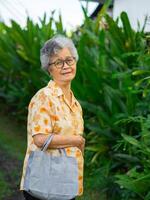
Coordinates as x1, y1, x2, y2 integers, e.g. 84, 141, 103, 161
62, 71, 72, 75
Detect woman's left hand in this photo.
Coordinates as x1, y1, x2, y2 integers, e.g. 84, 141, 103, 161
79, 138, 85, 155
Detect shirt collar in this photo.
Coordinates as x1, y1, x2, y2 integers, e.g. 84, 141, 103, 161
47, 80, 63, 97
47, 80, 78, 106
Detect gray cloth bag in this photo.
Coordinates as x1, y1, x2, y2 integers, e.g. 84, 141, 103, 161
23, 134, 78, 200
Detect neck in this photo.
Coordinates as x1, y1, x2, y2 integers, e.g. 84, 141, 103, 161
54, 80, 71, 94
53, 80, 72, 105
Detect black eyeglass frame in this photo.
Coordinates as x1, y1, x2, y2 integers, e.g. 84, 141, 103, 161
48, 56, 76, 69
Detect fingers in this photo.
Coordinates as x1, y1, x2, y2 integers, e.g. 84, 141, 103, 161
78, 136, 85, 154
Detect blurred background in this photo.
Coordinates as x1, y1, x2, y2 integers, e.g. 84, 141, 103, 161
0, 0, 150, 199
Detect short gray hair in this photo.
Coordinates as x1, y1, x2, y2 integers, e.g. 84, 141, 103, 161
40, 34, 79, 72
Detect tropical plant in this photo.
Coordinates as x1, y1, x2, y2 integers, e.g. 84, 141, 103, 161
0, 3, 150, 199
0, 12, 65, 120
72, 6, 150, 199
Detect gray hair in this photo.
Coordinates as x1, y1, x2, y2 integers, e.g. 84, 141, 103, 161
40, 34, 79, 72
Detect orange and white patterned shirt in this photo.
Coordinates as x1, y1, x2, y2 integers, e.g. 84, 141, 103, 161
20, 80, 84, 195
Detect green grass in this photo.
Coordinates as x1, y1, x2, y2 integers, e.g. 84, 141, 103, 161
0, 107, 26, 160
0, 171, 12, 199
0, 131, 26, 161
0, 108, 26, 199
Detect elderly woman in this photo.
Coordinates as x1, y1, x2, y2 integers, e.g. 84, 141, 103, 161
20, 35, 85, 200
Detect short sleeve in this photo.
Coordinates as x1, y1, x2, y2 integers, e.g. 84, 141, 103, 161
28, 90, 54, 137
76, 100, 83, 116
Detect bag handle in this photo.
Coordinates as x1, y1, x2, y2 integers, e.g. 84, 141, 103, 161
41, 134, 67, 156
41, 134, 54, 151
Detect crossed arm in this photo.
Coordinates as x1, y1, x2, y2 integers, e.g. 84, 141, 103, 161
33, 134, 85, 154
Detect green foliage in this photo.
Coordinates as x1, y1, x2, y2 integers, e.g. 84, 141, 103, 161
0, 13, 65, 121
0, 5, 150, 199
72, 8, 150, 200
114, 116, 150, 199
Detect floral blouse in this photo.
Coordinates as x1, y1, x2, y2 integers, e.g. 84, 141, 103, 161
20, 80, 84, 196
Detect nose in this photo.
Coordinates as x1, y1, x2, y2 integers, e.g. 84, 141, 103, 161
62, 61, 70, 69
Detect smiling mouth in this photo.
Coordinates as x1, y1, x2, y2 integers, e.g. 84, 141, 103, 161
62, 72, 72, 75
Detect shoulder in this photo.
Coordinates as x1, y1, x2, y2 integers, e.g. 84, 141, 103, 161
32, 86, 54, 100
71, 91, 83, 112
76, 100, 83, 112
73, 95, 83, 114
28, 86, 54, 109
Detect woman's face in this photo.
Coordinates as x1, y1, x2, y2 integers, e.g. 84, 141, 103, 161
48, 48, 77, 84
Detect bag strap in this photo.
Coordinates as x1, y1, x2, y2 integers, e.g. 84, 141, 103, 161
41, 134, 54, 151
41, 134, 67, 156
41, 134, 52, 150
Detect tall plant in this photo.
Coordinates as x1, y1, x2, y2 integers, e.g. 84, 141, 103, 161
72, 7, 150, 199
0, 13, 65, 120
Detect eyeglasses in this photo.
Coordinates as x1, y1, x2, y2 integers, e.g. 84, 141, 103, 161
49, 56, 76, 69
